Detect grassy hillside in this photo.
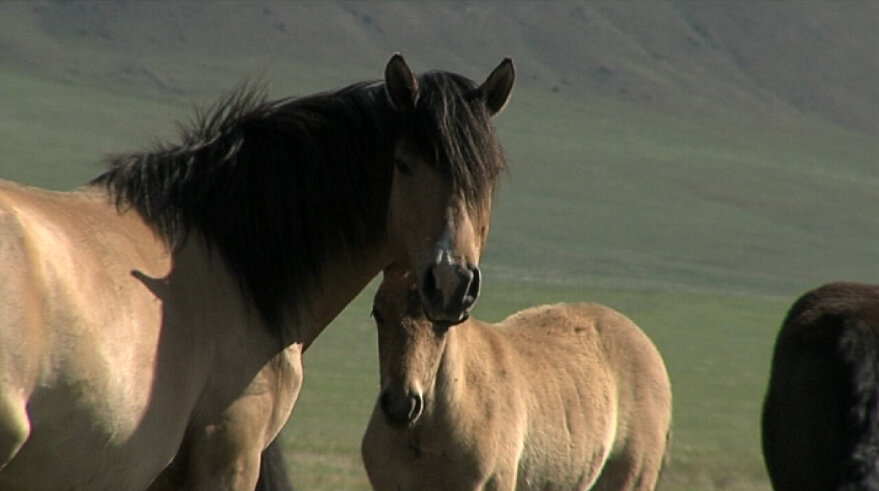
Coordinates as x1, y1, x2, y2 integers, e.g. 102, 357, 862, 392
487, 86, 879, 296
2, 2, 878, 490
2, 0, 877, 296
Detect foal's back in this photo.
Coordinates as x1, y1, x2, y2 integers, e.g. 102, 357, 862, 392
497, 303, 672, 490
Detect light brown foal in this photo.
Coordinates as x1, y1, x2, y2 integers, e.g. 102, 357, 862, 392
362, 266, 672, 490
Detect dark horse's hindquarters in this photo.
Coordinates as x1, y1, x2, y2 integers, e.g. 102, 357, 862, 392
762, 282, 879, 491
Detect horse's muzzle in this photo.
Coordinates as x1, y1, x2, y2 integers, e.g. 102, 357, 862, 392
380, 388, 423, 428
419, 257, 481, 324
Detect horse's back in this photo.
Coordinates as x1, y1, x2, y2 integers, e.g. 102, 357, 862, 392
763, 282, 879, 491
0, 181, 167, 373
0, 182, 127, 396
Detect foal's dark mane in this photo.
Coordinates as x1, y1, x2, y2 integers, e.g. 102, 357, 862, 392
92, 70, 506, 334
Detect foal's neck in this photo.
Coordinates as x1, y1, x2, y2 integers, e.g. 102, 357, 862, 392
433, 322, 474, 407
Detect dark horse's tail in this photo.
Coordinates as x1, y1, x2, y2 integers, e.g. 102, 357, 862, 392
762, 282, 879, 491
255, 438, 294, 491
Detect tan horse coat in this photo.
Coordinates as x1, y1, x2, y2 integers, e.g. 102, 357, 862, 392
362, 270, 672, 490
0, 55, 515, 491
0, 182, 305, 490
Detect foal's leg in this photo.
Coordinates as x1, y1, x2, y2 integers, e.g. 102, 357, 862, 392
591, 432, 669, 491
481, 468, 518, 491
591, 455, 658, 491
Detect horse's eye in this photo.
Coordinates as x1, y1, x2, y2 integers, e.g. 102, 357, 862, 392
394, 158, 412, 175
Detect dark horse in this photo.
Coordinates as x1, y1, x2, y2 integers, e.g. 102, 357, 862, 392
763, 282, 879, 491
0, 55, 514, 490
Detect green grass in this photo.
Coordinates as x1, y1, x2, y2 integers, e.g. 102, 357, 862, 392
0, 69, 188, 189
485, 87, 879, 298
282, 278, 788, 490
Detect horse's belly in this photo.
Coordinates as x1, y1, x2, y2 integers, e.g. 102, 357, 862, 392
1, 374, 188, 490
0, 294, 195, 489
0, 441, 173, 491
0, 423, 176, 490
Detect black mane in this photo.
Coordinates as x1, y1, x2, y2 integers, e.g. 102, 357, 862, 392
93, 71, 506, 333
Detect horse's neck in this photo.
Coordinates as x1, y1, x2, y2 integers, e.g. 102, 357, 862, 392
296, 245, 391, 349
165, 231, 390, 353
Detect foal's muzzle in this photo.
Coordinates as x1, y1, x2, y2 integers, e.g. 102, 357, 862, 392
419, 253, 481, 324
380, 388, 424, 428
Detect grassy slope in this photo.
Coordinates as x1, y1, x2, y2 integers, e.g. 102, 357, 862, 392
2, 2, 878, 489
487, 86, 879, 296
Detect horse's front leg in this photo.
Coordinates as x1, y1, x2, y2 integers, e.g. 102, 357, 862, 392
173, 346, 303, 491
187, 410, 264, 490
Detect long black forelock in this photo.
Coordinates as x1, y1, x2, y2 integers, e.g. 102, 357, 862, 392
410, 71, 507, 206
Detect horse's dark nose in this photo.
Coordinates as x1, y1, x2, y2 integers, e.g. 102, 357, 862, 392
420, 260, 480, 324
380, 388, 423, 427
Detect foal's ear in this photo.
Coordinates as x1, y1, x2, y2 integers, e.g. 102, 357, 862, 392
480, 58, 515, 116
385, 53, 419, 113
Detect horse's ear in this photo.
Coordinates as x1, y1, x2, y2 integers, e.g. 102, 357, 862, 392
480, 58, 515, 116
385, 53, 419, 113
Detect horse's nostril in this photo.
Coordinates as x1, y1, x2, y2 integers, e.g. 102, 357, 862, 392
380, 389, 423, 427
421, 266, 438, 299
462, 266, 481, 308
409, 392, 423, 421
420, 260, 481, 322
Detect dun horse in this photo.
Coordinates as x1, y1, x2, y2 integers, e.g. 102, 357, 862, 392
362, 266, 672, 490
0, 55, 514, 490
762, 282, 879, 490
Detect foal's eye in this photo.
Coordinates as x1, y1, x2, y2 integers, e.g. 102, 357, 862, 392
371, 307, 384, 324
394, 158, 412, 175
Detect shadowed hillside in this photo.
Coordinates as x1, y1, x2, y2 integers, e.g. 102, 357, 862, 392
3, 1, 878, 132
1, 0, 878, 295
